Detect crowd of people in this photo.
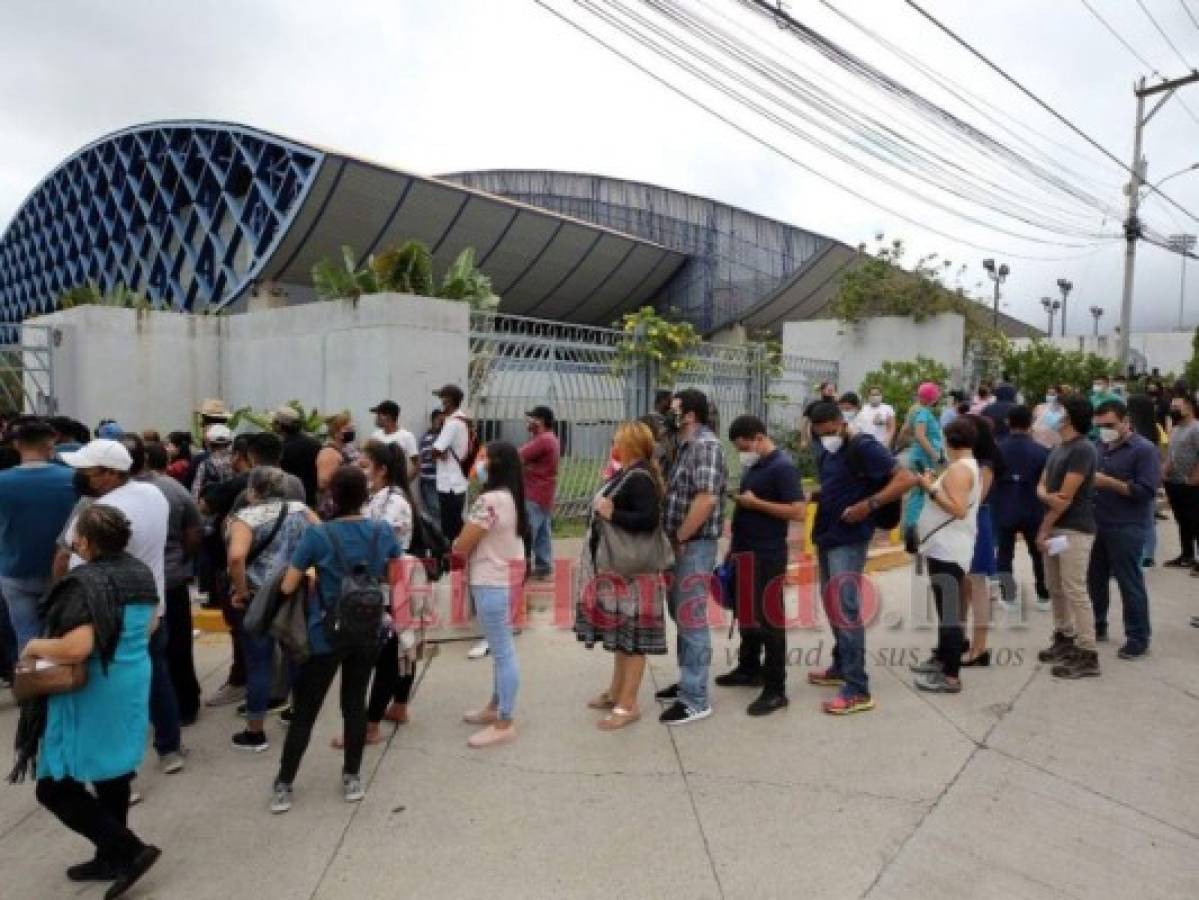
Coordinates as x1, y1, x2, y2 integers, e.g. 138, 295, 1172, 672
0, 368, 1196, 895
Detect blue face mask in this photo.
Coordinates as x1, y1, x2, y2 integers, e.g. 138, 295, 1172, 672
1043, 408, 1064, 431
475, 463, 487, 484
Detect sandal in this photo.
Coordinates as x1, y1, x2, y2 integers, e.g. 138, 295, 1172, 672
587, 692, 617, 710
331, 725, 383, 749
597, 707, 641, 730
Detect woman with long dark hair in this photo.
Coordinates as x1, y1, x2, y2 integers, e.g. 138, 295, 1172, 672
164, 431, 193, 486
453, 441, 528, 748
963, 414, 1003, 666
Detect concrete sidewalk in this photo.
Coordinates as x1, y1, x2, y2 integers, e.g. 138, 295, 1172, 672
2, 539, 1198, 899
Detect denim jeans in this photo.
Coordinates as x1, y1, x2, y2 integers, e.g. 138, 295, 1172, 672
817, 542, 870, 698
668, 539, 717, 713
0, 587, 15, 679
420, 479, 440, 523
525, 501, 553, 573
1143, 502, 1157, 564
149, 624, 181, 756
244, 632, 277, 720
0, 575, 47, 657
472, 585, 520, 720
1089, 521, 1151, 647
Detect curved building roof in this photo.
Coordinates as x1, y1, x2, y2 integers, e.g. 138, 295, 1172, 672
0, 121, 685, 324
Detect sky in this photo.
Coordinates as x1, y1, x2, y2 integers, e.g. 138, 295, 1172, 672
3, 0, 1199, 336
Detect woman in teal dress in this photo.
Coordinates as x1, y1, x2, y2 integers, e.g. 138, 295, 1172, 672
901, 381, 946, 531
11, 504, 161, 897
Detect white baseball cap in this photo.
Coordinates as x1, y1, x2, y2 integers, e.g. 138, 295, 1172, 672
60, 439, 133, 472
206, 424, 234, 445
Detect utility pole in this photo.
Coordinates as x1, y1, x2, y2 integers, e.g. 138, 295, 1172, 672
1041, 296, 1060, 337
982, 258, 1009, 330
1089, 305, 1104, 337
1168, 234, 1196, 330
1119, 73, 1199, 368
1056, 278, 1073, 336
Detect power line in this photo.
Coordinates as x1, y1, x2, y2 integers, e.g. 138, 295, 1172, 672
1182, 0, 1199, 34
533, 0, 1121, 260
900, 0, 1199, 223
1135, 0, 1196, 72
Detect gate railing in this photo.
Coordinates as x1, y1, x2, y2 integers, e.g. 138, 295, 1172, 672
0, 323, 57, 415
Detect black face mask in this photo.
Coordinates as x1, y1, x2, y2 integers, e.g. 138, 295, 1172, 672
1169, 409, 1185, 424
72, 470, 98, 498
342, 430, 356, 444
664, 411, 680, 433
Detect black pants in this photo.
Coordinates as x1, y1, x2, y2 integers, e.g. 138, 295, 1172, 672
36, 774, 145, 865
367, 632, 416, 723
995, 520, 1048, 598
276, 643, 376, 785
218, 571, 246, 688
164, 583, 201, 722
734, 550, 789, 696
439, 491, 466, 544
1165, 482, 1199, 560
928, 557, 965, 680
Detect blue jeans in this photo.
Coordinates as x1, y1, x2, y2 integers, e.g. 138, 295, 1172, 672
149, 624, 181, 756
667, 539, 717, 713
244, 632, 278, 720
817, 542, 870, 698
0, 575, 47, 657
420, 479, 440, 524
1089, 521, 1151, 647
473, 585, 519, 720
1143, 502, 1157, 563
526, 501, 553, 573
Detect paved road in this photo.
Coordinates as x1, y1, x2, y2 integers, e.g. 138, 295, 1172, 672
2, 536, 1197, 899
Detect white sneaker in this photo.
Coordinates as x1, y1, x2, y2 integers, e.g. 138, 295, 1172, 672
158, 751, 185, 775
270, 783, 292, 814
467, 640, 490, 660
342, 774, 365, 803
1035, 598, 1052, 612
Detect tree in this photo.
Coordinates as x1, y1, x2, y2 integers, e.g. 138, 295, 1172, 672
858, 356, 951, 422
1184, 326, 1199, 390
370, 241, 434, 297
612, 306, 701, 387
1001, 341, 1116, 402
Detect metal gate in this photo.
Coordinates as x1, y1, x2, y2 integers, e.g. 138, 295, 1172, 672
0, 323, 57, 415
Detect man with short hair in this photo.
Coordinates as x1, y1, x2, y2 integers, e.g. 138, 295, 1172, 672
656, 389, 727, 726
519, 406, 560, 579
370, 399, 419, 479
275, 406, 321, 508
0, 419, 77, 658
191, 423, 234, 501
800, 381, 839, 448
1163, 393, 1199, 572
805, 402, 914, 715
981, 383, 1018, 439
838, 393, 861, 433
1089, 400, 1160, 659
431, 384, 471, 542
994, 405, 1050, 606
417, 409, 444, 521
1036, 396, 1101, 679
855, 387, 896, 447
717, 415, 805, 716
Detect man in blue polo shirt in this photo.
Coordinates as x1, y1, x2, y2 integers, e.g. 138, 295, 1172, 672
806, 402, 915, 715
716, 415, 806, 716
1089, 399, 1160, 659
0, 419, 78, 657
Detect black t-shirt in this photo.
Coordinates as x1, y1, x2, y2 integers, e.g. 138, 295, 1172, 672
280, 433, 321, 507
732, 449, 804, 554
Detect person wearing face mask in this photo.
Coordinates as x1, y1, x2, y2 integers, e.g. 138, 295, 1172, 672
655, 389, 727, 726
899, 382, 944, 534
855, 386, 896, 447
800, 381, 839, 448
1031, 385, 1065, 450
1090, 376, 1118, 410
994, 406, 1050, 608
518, 406, 560, 580
1089, 400, 1159, 658
1162, 393, 1199, 573
715, 416, 805, 716
838, 392, 862, 434
805, 402, 916, 714
316, 413, 360, 520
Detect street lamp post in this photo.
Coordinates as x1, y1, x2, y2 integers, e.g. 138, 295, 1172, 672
1168, 234, 1196, 330
1056, 278, 1073, 337
1041, 296, 1061, 337
982, 259, 1010, 331
1089, 305, 1104, 337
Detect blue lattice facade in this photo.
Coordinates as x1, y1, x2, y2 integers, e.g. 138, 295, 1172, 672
0, 122, 322, 322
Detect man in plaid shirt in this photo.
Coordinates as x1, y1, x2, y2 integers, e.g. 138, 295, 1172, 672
656, 389, 727, 725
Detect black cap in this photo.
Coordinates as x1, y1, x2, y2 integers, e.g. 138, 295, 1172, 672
370, 400, 400, 418
525, 405, 555, 426
433, 384, 464, 407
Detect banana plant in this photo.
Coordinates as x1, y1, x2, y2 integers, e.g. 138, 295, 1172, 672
312, 246, 378, 301
371, 240, 434, 295
437, 248, 499, 310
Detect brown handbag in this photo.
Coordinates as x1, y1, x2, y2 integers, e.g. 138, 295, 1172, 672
11, 659, 88, 703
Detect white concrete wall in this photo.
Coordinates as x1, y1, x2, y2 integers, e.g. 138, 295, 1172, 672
1010, 331, 1195, 375
28, 294, 470, 434
782, 314, 966, 394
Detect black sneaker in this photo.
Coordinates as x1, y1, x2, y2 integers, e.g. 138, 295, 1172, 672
1095, 624, 1109, 643
279, 706, 293, 725
1142, 558, 1155, 568
231, 729, 270, 752
715, 668, 765, 688
746, 693, 789, 716
1051, 649, 1100, 679
104, 845, 160, 900
67, 857, 120, 882
1117, 642, 1150, 660
659, 701, 712, 726
654, 683, 680, 703
237, 697, 288, 717
1038, 631, 1074, 663
1164, 555, 1195, 568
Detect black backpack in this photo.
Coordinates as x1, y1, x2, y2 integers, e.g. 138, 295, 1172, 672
321, 523, 389, 650
408, 503, 452, 581
845, 434, 902, 530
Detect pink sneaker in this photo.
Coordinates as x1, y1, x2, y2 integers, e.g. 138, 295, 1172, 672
463, 707, 499, 725
467, 723, 516, 748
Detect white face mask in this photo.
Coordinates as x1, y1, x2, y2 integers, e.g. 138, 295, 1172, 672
1093, 383, 1106, 394
1045, 394, 1057, 405
868, 395, 882, 407
841, 410, 854, 423
738, 451, 760, 468
1098, 426, 1120, 444
820, 435, 844, 454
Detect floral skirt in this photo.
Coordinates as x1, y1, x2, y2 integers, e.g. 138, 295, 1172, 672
572, 536, 667, 656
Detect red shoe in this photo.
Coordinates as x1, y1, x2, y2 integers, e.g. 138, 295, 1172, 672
821, 694, 875, 716
806, 668, 845, 687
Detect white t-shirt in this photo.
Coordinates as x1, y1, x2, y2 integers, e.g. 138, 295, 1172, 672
432, 412, 470, 494
371, 427, 419, 461
365, 487, 413, 552
854, 403, 896, 444
67, 480, 169, 614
